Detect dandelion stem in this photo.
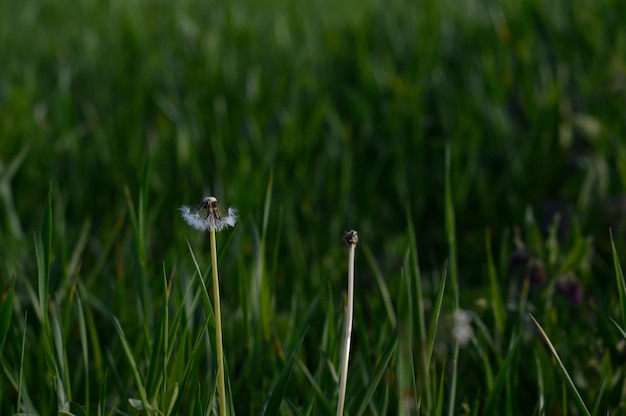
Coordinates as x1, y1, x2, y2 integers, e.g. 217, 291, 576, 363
181, 196, 236, 414
337, 231, 358, 416
211, 228, 227, 416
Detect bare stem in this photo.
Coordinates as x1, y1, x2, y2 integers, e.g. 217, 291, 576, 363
337, 231, 358, 416
211, 229, 227, 416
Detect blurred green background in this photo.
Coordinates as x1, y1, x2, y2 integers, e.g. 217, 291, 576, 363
2, 0, 626, 413
2, 0, 626, 274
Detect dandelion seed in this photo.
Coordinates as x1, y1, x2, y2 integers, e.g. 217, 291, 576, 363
452, 309, 473, 347
180, 196, 237, 232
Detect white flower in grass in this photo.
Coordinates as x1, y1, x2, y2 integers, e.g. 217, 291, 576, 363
452, 309, 473, 347
180, 196, 237, 232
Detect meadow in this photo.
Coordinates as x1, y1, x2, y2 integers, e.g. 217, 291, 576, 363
1, 0, 626, 414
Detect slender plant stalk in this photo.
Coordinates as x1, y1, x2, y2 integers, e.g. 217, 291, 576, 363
337, 230, 358, 416
180, 196, 237, 415
211, 229, 227, 416
444, 145, 460, 416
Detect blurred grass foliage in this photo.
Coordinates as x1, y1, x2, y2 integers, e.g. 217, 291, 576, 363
1, 0, 626, 414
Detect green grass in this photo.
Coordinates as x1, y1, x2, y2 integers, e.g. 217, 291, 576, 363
2, 0, 626, 414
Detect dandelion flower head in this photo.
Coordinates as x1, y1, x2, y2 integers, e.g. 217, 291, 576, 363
180, 196, 237, 232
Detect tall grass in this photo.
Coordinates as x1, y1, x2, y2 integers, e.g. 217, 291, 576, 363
2, 0, 626, 414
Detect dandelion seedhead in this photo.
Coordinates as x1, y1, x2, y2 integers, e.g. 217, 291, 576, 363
452, 309, 473, 346
180, 195, 236, 416
180, 196, 237, 232
342, 230, 359, 246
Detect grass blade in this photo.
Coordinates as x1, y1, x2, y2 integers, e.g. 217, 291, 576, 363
0, 277, 15, 354
124, 179, 152, 330
76, 294, 90, 414
426, 267, 447, 367
113, 317, 150, 411
97, 369, 110, 416
407, 212, 432, 410
444, 146, 459, 304
255, 173, 274, 341
123, 172, 148, 273
444, 144, 460, 416
263, 325, 309, 416
295, 357, 334, 416
534, 350, 545, 416
4, 313, 39, 413
185, 240, 214, 322
17, 312, 28, 412
590, 378, 607, 416
0, 144, 29, 238
145, 308, 165, 400
396, 262, 416, 415
434, 360, 445, 416
362, 245, 397, 328
39, 183, 53, 325
355, 334, 397, 416
482, 335, 521, 414
610, 230, 626, 327
485, 229, 506, 335
610, 317, 626, 340
170, 315, 214, 416
51, 306, 70, 405
66, 219, 91, 286
529, 314, 591, 416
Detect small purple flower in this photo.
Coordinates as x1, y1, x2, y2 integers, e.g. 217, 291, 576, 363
508, 249, 530, 270
528, 260, 547, 287
508, 250, 546, 287
555, 273, 583, 305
